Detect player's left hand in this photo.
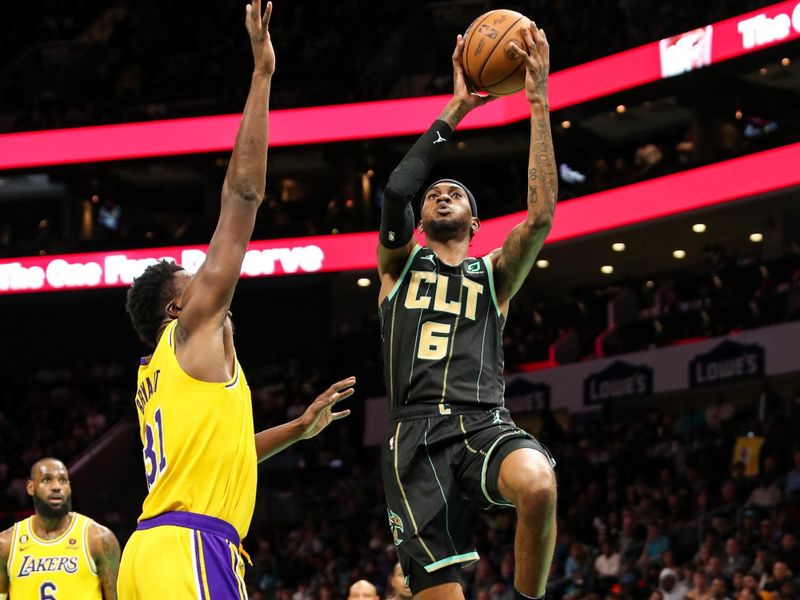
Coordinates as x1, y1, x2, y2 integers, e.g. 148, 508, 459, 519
298, 376, 356, 439
452, 34, 494, 111
509, 22, 550, 106
246, 0, 275, 76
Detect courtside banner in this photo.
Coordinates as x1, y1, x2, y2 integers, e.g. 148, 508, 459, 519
0, 2, 797, 169
2, 142, 799, 295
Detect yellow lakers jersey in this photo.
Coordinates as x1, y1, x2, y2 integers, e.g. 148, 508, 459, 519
134, 319, 256, 539
8, 512, 102, 600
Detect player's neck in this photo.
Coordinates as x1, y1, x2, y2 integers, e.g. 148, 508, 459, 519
32, 511, 73, 538
425, 237, 470, 266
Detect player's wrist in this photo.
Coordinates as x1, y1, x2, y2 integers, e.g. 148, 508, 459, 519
529, 97, 549, 114
439, 99, 470, 128
293, 414, 313, 440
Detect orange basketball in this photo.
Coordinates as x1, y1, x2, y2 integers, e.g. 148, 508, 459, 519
462, 9, 532, 96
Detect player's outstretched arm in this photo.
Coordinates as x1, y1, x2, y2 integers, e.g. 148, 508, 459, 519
88, 523, 121, 600
490, 22, 555, 313
0, 527, 11, 596
378, 35, 492, 303
179, 0, 275, 335
254, 376, 355, 462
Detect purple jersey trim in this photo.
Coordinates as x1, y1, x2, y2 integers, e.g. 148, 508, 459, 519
137, 511, 240, 546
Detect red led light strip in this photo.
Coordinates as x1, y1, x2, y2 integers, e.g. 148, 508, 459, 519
0, 2, 797, 169
2, 142, 798, 295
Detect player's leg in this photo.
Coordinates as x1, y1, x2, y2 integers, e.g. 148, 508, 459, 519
497, 448, 557, 599
414, 583, 463, 600
457, 410, 556, 600
405, 561, 464, 600
382, 416, 476, 600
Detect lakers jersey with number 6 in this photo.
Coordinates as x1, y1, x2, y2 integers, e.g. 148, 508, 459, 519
131, 319, 256, 537
8, 513, 101, 600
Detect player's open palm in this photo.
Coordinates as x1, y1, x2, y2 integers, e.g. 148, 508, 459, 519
510, 22, 550, 104
299, 377, 356, 439
246, 0, 275, 76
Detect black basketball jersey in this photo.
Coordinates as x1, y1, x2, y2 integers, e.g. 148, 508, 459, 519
379, 246, 506, 411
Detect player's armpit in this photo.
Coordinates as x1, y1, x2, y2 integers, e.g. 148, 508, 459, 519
88, 524, 121, 600
490, 217, 551, 309
378, 242, 418, 304
0, 527, 11, 593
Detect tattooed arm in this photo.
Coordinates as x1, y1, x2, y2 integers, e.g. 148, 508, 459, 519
88, 523, 121, 600
0, 527, 11, 595
490, 21, 556, 314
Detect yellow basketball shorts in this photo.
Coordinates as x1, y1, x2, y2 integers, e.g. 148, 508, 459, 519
118, 512, 247, 600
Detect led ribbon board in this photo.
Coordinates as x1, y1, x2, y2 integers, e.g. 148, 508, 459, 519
0, 2, 798, 169
2, 142, 798, 294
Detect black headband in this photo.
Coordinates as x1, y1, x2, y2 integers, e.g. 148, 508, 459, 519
422, 179, 478, 218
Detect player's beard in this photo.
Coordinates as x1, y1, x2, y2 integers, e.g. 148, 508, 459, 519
33, 492, 72, 520
423, 215, 471, 242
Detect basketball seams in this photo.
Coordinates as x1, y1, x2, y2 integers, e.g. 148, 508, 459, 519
464, 10, 518, 91
462, 14, 484, 89
486, 62, 527, 95
477, 15, 525, 90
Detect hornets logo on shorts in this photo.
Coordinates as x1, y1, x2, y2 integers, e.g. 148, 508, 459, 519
388, 509, 405, 545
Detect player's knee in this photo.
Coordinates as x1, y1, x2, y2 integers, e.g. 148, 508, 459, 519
509, 456, 556, 513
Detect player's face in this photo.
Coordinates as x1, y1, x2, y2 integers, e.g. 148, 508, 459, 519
420, 184, 476, 240
392, 563, 412, 599
28, 461, 72, 519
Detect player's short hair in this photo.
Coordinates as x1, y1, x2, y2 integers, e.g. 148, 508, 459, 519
29, 457, 66, 480
125, 260, 185, 348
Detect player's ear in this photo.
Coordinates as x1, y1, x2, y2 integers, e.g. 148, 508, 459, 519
165, 300, 182, 318
417, 220, 424, 234
471, 217, 481, 233
26, 479, 34, 496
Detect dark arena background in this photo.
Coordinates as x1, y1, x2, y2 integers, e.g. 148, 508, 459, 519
2, 1, 800, 599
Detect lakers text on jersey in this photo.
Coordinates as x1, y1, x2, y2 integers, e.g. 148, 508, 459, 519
8, 513, 102, 600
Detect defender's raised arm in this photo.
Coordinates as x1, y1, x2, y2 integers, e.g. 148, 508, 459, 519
179, 0, 275, 333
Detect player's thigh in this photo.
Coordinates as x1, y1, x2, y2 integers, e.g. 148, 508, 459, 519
458, 411, 555, 509
118, 527, 199, 599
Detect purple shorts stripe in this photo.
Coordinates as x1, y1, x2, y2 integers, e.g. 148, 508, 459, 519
193, 531, 207, 600
137, 511, 240, 546
200, 532, 244, 600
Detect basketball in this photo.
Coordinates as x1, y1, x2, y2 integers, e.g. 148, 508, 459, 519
462, 9, 532, 96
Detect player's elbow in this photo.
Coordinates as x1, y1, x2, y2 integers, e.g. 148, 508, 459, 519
221, 180, 263, 206
530, 212, 553, 233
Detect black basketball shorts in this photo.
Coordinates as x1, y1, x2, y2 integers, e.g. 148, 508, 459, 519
381, 404, 555, 594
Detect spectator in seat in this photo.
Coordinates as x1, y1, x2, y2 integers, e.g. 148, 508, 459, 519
775, 532, 799, 573
723, 538, 752, 580
710, 577, 732, 600
688, 572, 712, 600
658, 568, 689, 600
639, 522, 670, 567
760, 561, 792, 594
593, 538, 620, 585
